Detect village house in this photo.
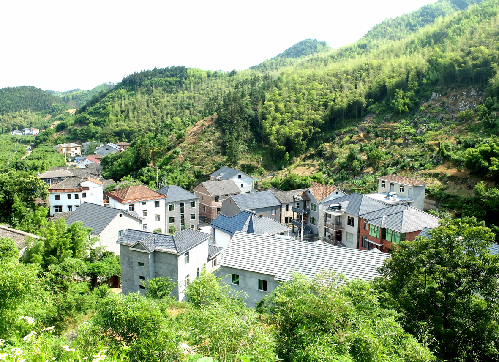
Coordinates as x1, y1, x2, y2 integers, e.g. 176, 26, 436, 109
55, 143, 82, 157
210, 167, 254, 193
359, 204, 439, 252
48, 177, 104, 216
194, 180, 241, 223
221, 191, 282, 221
95, 143, 120, 157
118, 228, 215, 300
367, 175, 426, 210
0, 224, 44, 255
38, 169, 75, 186
217, 231, 391, 308
210, 210, 290, 248
270, 188, 306, 225
77, 154, 103, 168
107, 185, 166, 233
157, 185, 199, 233
65, 202, 142, 255
116, 142, 131, 151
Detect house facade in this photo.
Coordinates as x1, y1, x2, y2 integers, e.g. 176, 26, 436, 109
118, 229, 213, 300
157, 185, 199, 233
221, 191, 281, 222
56, 143, 82, 157
217, 231, 391, 308
65, 202, 142, 255
95, 143, 120, 157
48, 177, 103, 216
271, 189, 306, 225
194, 180, 241, 223
210, 167, 254, 194
368, 175, 426, 211
107, 185, 166, 233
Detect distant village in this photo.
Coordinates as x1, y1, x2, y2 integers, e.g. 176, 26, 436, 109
0, 138, 453, 307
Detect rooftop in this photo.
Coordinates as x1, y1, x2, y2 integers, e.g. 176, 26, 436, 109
220, 231, 390, 282
323, 193, 389, 217
117, 228, 210, 255
366, 192, 412, 204
231, 190, 281, 211
157, 185, 198, 203
362, 205, 440, 233
210, 167, 251, 181
107, 185, 166, 203
271, 188, 306, 204
308, 182, 342, 203
199, 180, 241, 196
0, 224, 44, 250
38, 169, 74, 179
378, 175, 425, 186
66, 203, 141, 235
211, 210, 289, 236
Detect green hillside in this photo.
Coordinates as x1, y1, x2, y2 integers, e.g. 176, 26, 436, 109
0, 86, 62, 115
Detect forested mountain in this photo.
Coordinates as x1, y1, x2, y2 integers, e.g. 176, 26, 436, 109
47, 83, 115, 109
0, 86, 62, 114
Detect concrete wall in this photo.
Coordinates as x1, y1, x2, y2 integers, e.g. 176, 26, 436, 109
213, 228, 232, 249
110, 198, 164, 233
217, 266, 280, 308
96, 213, 141, 255
153, 252, 180, 299
175, 240, 209, 301
120, 245, 155, 295
229, 173, 254, 194
220, 197, 241, 217
378, 180, 425, 211
165, 198, 199, 233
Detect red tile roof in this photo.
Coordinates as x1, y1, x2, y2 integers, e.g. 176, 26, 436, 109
378, 175, 425, 186
107, 185, 166, 203
308, 182, 340, 203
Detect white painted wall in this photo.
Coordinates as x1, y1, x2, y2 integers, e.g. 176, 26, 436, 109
109, 198, 165, 233
49, 181, 103, 216
213, 228, 232, 249
176, 240, 209, 301
95, 213, 141, 255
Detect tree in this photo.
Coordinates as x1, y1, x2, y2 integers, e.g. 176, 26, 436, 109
376, 218, 499, 361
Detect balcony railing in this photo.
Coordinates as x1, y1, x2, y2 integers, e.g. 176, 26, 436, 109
292, 206, 310, 214
325, 221, 344, 230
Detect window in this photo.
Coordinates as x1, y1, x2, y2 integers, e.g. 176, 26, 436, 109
212, 258, 217, 267
185, 252, 189, 264
347, 216, 355, 227
311, 217, 316, 225
369, 224, 380, 238
197, 268, 200, 278
286, 204, 290, 211
285, 217, 289, 223
139, 285, 145, 289
231, 274, 239, 285
271, 209, 276, 216
238, 174, 241, 178
82, 192, 86, 198
129, 204, 134, 212
138, 262, 144, 266
55, 195, 61, 200
184, 274, 190, 287
217, 208, 221, 215
54, 205, 62, 213
67, 194, 72, 199
68, 206, 73, 211
190, 201, 196, 208
203, 206, 206, 212
400, 186, 405, 193
119, 230, 124, 237
215, 196, 219, 202
169, 216, 175, 223
190, 224, 194, 229
142, 201, 146, 205
190, 213, 195, 220
241, 184, 243, 188
382, 229, 405, 243
155, 214, 160, 221
143, 224, 147, 231
311, 203, 317, 211
381, 180, 386, 188
155, 201, 160, 207
169, 204, 174, 211
143, 210, 147, 217
346, 232, 354, 243
362, 235, 368, 249
364, 220, 368, 230
258, 279, 268, 292
75, 194, 79, 200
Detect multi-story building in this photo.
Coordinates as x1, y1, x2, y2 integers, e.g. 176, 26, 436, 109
269, 189, 306, 225
157, 185, 199, 233
107, 185, 166, 233
194, 180, 241, 223
55, 143, 82, 157
210, 167, 254, 193
221, 191, 282, 222
48, 177, 103, 216
367, 175, 426, 210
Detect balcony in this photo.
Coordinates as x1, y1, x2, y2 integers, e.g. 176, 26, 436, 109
291, 219, 302, 228
292, 206, 310, 215
325, 221, 344, 230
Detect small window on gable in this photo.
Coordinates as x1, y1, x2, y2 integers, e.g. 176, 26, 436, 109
241, 184, 243, 188
238, 174, 241, 178
232, 274, 239, 285
190, 213, 195, 220
138, 262, 144, 266
258, 279, 268, 291
272, 209, 276, 216
119, 230, 124, 237
185, 252, 189, 264
347, 216, 354, 227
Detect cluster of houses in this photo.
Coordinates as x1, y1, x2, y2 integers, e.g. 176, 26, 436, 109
53, 141, 131, 166
10, 128, 40, 136
34, 164, 445, 307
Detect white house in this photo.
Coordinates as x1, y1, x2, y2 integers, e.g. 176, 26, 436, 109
210, 167, 254, 194
217, 231, 391, 308
107, 185, 166, 233
65, 202, 142, 255
367, 175, 426, 211
48, 177, 103, 216
118, 228, 215, 300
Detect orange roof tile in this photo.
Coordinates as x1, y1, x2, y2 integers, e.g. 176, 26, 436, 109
86, 177, 103, 185
308, 182, 340, 203
378, 175, 425, 186
107, 185, 166, 203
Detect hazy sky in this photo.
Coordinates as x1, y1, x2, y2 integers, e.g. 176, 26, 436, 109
0, 0, 437, 91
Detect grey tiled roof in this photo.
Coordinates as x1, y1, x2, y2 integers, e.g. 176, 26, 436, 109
489, 243, 499, 255
202, 180, 241, 196
211, 211, 289, 236
66, 203, 141, 235
208, 245, 224, 259
48, 177, 86, 190
38, 170, 74, 179
324, 193, 388, 216
362, 205, 440, 233
117, 228, 209, 255
210, 167, 251, 180
231, 191, 280, 211
220, 232, 390, 282
271, 189, 306, 204
157, 185, 198, 203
